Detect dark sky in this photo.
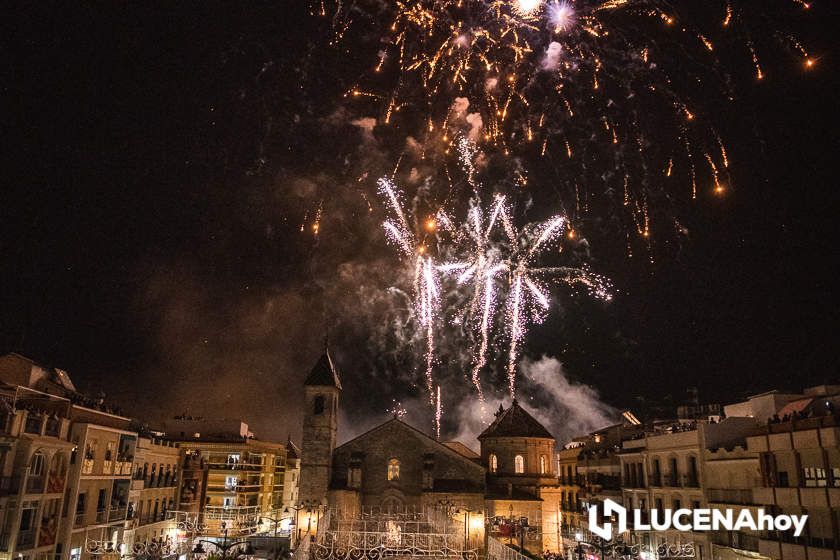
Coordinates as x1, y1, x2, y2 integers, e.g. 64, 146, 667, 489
1, 2, 838, 442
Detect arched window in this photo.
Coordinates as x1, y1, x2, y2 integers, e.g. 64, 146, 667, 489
387, 458, 400, 481
514, 455, 524, 474
314, 396, 326, 415
540, 455, 547, 474
489, 453, 498, 473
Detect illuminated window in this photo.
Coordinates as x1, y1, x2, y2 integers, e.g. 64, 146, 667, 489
387, 458, 400, 481
514, 455, 524, 474
489, 454, 498, 473
540, 455, 547, 474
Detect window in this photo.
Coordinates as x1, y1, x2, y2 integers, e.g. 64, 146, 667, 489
540, 455, 547, 474
514, 455, 524, 474
489, 454, 498, 473
30, 452, 46, 477
387, 458, 400, 481
225, 475, 238, 489
804, 467, 827, 487
314, 396, 326, 415
223, 497, 235, 508
227, 453, 240, 464
832, 467, 840, 487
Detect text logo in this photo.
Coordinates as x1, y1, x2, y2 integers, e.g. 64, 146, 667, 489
587, 500, 807, 540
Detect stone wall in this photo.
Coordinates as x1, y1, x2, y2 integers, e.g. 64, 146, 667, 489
329, 419, 485, 508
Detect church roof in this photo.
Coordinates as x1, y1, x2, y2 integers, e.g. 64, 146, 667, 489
478, 400, 554, 440
304, 349, 342, 389
443, 441, 480, 459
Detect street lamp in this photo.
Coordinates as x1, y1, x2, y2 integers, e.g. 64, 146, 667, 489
455, 507, 482, 552
258, 514, 288, 560
192, 528, 254, 560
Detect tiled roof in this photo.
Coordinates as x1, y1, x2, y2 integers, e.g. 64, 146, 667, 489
304, 349, 342, 389
478, 400, 554, 440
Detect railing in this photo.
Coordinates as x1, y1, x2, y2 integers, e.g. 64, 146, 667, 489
293, 533, 310, 560
0, 476, 19, 496
25, 476, 45, 494
487, 536, 529, 560
707, 488, 752, 505
74, 512, 86, 527
96, 509, 106, 524
17, 529, 36, 549
109, 507, 127, 522
313, 531, 476, 560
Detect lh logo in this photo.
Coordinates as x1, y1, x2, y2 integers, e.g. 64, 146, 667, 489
588, 499, 627, 540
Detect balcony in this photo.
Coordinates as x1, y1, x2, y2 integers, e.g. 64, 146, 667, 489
95, 509, 107, 524
103, 460, 114, 475
0, 476, 19, 496
707, 488, 753, 505
25, 476, 45, 494
17, 529, 35, 549
82, 459, 94, 475
74, 512, 86, 527
109, 507, 127, 522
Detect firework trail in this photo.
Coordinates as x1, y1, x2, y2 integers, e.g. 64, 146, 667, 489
322, 0, 814, 241
378, 177, 441, 404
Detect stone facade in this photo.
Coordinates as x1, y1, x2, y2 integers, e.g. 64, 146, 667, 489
328, 419, 486, 509
298, 351, 341, 510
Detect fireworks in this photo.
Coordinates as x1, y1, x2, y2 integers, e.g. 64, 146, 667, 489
378, 170, 611, 403
323, 0, 814, 243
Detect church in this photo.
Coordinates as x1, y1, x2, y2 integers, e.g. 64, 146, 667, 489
296, 349, 565, 554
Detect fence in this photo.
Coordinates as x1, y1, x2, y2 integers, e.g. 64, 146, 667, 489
487, 536, 530, 560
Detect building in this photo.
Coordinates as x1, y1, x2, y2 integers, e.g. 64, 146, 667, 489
297, 349, 577, 556
0, 382, 74, 560
169, 419, 286, 537
746, 385, 840, 560
282, 440, 300, 517
0, 353, 141, 560
122, 437, 180, 548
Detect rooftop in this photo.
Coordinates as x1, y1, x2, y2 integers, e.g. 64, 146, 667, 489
478, 400, 554, 440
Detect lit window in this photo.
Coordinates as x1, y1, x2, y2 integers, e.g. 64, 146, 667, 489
489, 454, 498, 473
540, 455, 547, 474
514, 455, 525, 474
30, 452, 46, 476
804, 467, 827, 487
387, 458, 400, 481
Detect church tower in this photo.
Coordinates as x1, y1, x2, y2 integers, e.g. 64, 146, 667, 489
297, 346, 342, 509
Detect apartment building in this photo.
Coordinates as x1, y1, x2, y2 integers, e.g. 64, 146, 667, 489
60, 408, 138, 560
746, 385, 840, 560
703, 444, 766, 560
618, 418, 761, 559
169, 419, 286, 537
0, 384, 74, 560
122, 437, 180, 548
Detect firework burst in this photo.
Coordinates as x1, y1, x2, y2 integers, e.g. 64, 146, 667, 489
324, 0, 814, 245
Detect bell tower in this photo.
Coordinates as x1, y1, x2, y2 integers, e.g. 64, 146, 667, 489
298, 345, 342, 508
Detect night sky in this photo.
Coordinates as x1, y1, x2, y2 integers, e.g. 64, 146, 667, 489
2, 2, 839, 443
